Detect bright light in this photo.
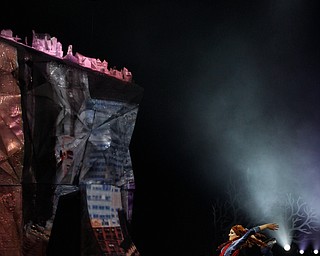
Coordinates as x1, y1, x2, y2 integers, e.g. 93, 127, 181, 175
284, 244, 291, 251
314, 249, 319, 254
299, 249, 304, 254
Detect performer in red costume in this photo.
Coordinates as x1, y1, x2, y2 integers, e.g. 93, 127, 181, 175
217, 223, 279, 256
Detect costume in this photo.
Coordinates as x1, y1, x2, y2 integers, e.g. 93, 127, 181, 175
219, 227, 260, 256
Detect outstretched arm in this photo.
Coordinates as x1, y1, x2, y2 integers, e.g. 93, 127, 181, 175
258, 223, 279, 231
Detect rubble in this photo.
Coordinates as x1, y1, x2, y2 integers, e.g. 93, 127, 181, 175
0, 29, 133, 83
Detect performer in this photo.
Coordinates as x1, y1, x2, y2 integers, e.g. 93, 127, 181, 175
217, 223, 279, 256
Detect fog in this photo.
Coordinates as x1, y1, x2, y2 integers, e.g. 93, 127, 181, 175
182, 2, 320, 243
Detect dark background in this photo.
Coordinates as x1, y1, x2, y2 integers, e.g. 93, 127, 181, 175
1, 1, 320, 255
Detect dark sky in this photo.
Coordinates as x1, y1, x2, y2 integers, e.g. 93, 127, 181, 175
1, 1, 320, 255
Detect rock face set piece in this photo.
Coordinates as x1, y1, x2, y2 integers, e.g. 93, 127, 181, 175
0, 31, 143, 255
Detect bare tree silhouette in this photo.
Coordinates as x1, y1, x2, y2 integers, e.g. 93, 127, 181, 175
211, 178, 251, 243
212, 178, 320, 246
284, 193, 320, 243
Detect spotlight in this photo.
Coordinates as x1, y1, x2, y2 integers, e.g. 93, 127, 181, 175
284, 244, 291, 251
299, 249, 304, 254
313, 249, 319, 254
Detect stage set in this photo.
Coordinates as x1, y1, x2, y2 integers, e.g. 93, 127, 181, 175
0, 30, 143, 255
1, 25, 320, 256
